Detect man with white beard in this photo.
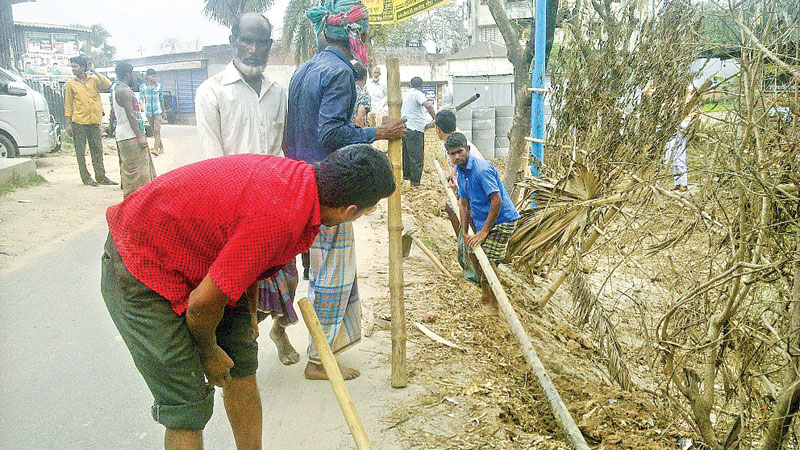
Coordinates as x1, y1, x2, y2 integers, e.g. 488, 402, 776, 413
195, 13, 300, 368
196, 13, 286, 158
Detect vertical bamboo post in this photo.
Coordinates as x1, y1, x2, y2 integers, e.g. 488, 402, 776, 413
386, 58, 407, 388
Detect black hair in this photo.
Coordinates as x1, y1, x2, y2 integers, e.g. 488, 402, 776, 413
115, 62, 133, 79
353, 61, 367, 82
410, 76, 423, 88
445, 132, 468, 150
315, 144, 395, 209
323, 32, 350, 50
232, 13, 271, 39
69, 55, 88, 70
146, 68, 156, 76
435, 109, 456, 134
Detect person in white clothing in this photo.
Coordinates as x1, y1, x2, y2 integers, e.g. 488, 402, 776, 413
401, 76, 436, 186
195, 15, 287, 159
194, 13, 300, 367
366, 66, 387, 124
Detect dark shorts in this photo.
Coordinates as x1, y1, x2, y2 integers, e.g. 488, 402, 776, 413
100, 234, 258, 430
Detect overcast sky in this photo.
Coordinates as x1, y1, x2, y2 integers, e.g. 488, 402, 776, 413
13, 0, 289, 59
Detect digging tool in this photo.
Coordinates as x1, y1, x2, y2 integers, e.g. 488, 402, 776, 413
298, 298, 371, 450
401, 228, 455, 279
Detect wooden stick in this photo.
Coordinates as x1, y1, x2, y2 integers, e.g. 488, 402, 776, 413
298, 298, 371, 450
433, 160, 590, 450
386, 58, 407, 388
413, 322, 465, 351
412, 236, 456, 279
524, 136, 547, 144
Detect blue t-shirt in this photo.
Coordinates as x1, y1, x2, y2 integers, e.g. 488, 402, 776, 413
456, 155, 521, 231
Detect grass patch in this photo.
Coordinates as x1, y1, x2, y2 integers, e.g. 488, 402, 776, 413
702, 99, 736, 113
0, 172, 47, 196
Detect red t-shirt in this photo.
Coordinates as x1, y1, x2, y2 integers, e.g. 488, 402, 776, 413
107, 154, 321, 315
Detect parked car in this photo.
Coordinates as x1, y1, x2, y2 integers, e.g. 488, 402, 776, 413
0, 67, 60, 158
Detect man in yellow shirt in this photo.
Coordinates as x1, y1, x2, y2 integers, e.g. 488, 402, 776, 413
65, 56, 117, 187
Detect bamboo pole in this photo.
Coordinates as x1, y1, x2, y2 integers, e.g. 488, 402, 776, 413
412, 237, 456, 279
298, 298, 371, 450
386, 58, 407, 388
433, 160, 590, 450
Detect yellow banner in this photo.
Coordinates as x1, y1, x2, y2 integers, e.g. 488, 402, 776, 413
367, 0, 452, 25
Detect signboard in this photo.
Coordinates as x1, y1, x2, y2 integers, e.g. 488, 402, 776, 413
366, 0, 452, 25
23, 31, 78, 80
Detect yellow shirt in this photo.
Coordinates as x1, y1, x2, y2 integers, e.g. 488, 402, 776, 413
65, 74, 112, 125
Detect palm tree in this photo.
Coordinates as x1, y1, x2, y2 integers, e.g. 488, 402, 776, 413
203, 0, 274, 28
281, 0, 319, 63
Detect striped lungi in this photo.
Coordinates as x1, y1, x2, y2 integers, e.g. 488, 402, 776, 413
306, 222, 361, 364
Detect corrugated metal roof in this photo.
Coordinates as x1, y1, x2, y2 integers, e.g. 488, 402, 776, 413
447, 41, 507, 61
14, 21, 91, 33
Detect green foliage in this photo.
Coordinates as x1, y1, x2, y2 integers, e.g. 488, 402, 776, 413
370, 2, 470, 54
76, 24, 116, 68
281, 0, 318, 63
203, 0, 275, 28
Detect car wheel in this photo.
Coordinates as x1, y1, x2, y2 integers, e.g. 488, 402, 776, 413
0, 134, 17, 158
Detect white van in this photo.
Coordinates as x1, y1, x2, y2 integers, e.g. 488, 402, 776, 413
0, 67, 61, 158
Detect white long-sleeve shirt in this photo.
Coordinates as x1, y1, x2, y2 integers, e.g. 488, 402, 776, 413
366, 77, 387, 115
195, 62, 287, 158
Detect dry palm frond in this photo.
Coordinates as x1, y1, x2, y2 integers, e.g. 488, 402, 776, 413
570, 269, 633, 391
507, 164, 607, 270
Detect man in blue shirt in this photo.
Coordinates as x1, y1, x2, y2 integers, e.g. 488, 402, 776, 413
447, 132, 520, 314
285, 0, 406, 382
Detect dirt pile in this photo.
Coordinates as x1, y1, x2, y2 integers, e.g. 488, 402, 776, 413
380, 143, 685, 448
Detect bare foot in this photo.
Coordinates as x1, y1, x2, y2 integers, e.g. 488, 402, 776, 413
304, 362, 360, 380
270, 322, 300, 365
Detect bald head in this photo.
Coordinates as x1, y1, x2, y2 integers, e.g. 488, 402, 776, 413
232, 13, 272, 39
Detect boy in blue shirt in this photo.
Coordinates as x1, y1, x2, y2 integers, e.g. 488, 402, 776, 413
447, 132, 520, 313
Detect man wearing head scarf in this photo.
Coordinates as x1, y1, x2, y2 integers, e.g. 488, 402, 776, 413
285, 0, 406, 381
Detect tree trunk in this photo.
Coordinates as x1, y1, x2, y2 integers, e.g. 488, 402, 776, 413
0, 0, 15, 70
761, 240, 800, 450
502, 65, 533, 192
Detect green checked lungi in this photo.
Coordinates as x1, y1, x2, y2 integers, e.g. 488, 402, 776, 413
480, 220, 518, 263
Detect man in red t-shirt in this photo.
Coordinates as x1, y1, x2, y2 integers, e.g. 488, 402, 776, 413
101, 145, 393, 450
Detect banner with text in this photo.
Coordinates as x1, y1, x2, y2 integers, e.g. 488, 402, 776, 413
366, 0, 452, 25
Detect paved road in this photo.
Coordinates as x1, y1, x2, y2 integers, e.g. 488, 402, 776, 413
0, 125, 410, 449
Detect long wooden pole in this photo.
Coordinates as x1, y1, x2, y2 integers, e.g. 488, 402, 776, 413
386, 58, 407, 388
412, 237, 456, 279
298, 298, 371, 450
433, 160, 590, 450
